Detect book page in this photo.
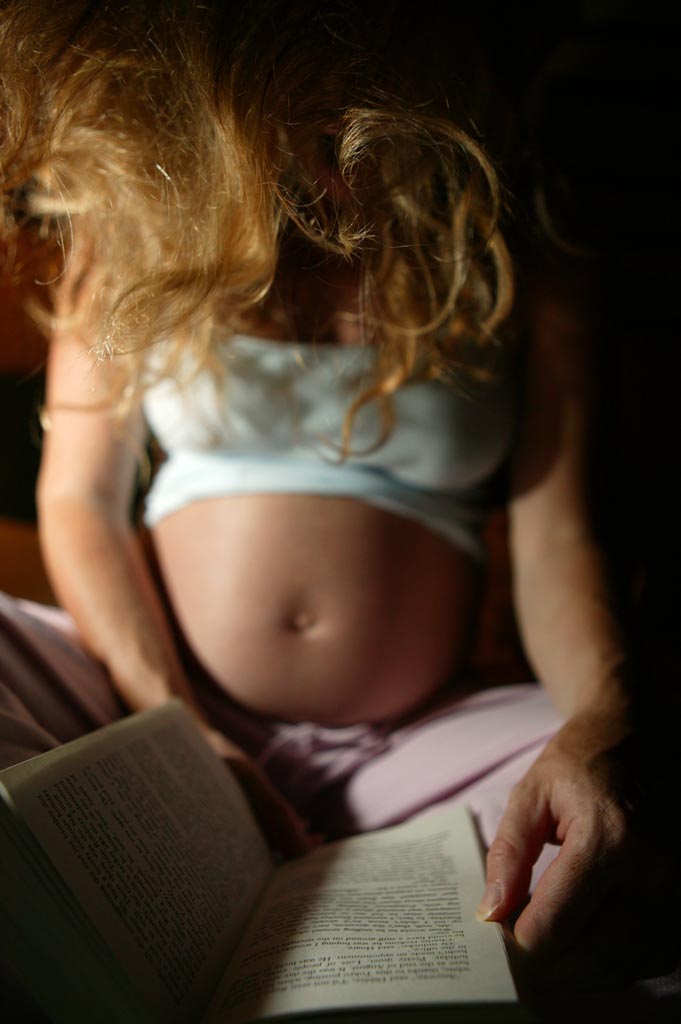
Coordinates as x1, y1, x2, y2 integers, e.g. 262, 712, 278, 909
0, 702, 273, 1023
207, 807, 518, 1023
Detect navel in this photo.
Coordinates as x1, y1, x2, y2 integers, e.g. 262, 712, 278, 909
285, 609, 316, 633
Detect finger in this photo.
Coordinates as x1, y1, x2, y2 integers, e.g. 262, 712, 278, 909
513, 808, 625, 955
516, 782, 630, 958
476, 781, 554, 924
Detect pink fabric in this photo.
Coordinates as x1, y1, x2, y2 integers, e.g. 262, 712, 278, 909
0, 593, 124, 766
341, 685, 561, 839
5, 592, 681, 1016
0, 590, 563, 854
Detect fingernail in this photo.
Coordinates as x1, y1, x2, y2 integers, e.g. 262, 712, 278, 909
476, 881, 503, 922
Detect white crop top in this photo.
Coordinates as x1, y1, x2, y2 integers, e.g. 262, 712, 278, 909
142, 334, 516, 558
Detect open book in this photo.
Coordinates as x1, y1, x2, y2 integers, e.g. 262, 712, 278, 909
0, 701, 533, 1023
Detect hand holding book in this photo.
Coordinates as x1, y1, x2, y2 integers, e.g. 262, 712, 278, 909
478, 708, 681, 990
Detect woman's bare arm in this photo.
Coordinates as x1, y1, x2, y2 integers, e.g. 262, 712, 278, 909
37, 323, 311, 855
477, 283, 679, 987
37, 328, 196, 714
509, 287, 631, 720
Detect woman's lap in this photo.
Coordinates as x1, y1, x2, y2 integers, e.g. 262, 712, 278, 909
0, 591, 563, 848
5, 591, 681, 1015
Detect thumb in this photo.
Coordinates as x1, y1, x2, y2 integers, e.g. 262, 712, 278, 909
476, 785, 551, 923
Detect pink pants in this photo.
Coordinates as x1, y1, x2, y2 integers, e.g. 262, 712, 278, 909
0, 589, 562, 851
6, 591, 681, 1018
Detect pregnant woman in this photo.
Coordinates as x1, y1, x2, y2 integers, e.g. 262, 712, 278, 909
1, 0, 676, 993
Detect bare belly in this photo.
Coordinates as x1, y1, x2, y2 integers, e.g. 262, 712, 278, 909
152, 495, 480, 725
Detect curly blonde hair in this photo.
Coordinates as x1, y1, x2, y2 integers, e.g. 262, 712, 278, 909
0, 0, 515, 446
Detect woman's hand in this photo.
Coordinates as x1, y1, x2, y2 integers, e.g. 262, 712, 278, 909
477, 709, 681, 990
499, 278, 681, 988
201, 726, 317, 859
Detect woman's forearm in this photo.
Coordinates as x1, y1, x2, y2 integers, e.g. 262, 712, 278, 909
507, 272, 635, 726
38, 493, 194, 714
511, 529, 633, 723
37, 320, 202, 718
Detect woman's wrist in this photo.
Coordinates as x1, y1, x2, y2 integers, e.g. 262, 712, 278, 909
105, 650, 189, 713
557, 670, 636, 756
543, 642, 635, 723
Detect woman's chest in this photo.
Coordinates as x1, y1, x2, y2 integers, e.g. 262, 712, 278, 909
143, 336, 517, 496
